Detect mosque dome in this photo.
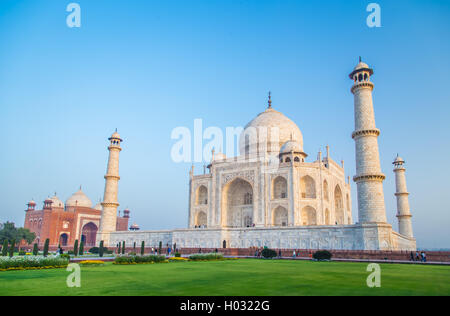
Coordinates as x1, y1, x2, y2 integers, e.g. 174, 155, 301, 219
280, 140, 302, 154
239, 107, 303, 156
65, 188, 93, 208
50, 194, 64, 208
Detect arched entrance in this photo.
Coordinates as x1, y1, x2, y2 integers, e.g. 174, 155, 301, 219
59, 233, 68, 246
272, 206, 288, 226
81, 222, 98, 247
222, 178, 254, 227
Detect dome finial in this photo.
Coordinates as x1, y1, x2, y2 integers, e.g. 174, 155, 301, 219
268, 91, 272, 109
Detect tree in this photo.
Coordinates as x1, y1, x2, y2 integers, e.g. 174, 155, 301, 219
141, 241, 145, 256
99, 241, 104, 257
1, 240, 8, 256
118, 242, 121, 254
158, 241, 162, 254
0, 222, 35, 245
73, 240, 79, 256
133, 241, 136, 252
122, 241, 125, 255
43, 239, 50, 257
79, 240, 84, 256
9, 239, 16, 257
32, 243, 38, 256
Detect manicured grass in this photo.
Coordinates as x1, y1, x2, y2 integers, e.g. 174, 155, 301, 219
0, 259, 449, 296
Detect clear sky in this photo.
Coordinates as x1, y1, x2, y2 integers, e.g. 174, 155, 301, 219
1, 0, 449, 249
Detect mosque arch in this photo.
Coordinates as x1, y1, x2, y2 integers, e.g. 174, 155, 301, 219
59, 233, 68, 246
272, 206, 288, 227
195, 185, 208, 205
81, 222, 98, 247
301, 206, 317, 226
334, 185, 344, 224
300, 175, 316, 199
195, 211, 207, 227
222, 178, 254, 227
272, 176, 288, 199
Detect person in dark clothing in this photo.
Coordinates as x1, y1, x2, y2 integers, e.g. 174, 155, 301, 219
410, 252, 414, 261
278, 250, 282, 258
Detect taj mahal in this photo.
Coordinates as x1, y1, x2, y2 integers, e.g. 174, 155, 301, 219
94, 60, 416, 251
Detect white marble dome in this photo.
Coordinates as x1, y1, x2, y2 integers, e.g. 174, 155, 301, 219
239, 107, 303, 156
213, 152, 227, 162
93, 202, 102, 211
280, 140, 302, 154
65, 189, 93, 208
50, 195, 64, 208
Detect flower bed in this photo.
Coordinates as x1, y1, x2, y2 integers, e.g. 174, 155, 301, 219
168, 257, 189, 261
78, 260, 105, 266
113, 255, 167, 265
0, 256, 69, 271
188, 253, 224, 261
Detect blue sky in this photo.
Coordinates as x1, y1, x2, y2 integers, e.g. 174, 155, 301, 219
0, 0, 449, 248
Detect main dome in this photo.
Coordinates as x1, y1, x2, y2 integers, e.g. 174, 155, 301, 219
239, 107, 303, 156
65, 189, 93, 208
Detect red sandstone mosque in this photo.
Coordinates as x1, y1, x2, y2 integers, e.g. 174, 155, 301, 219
23, 189, 130, 247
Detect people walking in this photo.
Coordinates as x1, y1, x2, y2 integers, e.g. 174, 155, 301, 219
293, 250, 296, 258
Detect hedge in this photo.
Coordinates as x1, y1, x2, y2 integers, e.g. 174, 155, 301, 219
189, 253, 224, 261
114, 255, 167, 265
0, 256, 69, 271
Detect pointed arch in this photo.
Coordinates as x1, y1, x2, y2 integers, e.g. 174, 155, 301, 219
323, 180, 329, 201
195, 211, 207, 227
301, 206, 317, 226
272, 206, 288, 226
334, 185, 344, 224
272, 176, 288, 199
222, 178, 254, 227
325, 208, 331, 225
195, 185, 208, 205
300, 175, 316, 198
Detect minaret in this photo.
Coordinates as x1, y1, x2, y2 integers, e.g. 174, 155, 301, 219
393, 155, 414, 238
99, 130, 122, 244
350, 59, 387, 223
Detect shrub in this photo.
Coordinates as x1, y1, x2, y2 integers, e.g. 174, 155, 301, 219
118, 243, 121, 254
141, 241, 145, 256
32, 244, 38, 256
43, 239, 50, 257
189, 253, 224, 261
114, 255, 166, 265
1, 240, 8, 256
99, 241, 104, 257
175, 252, 181, 257
158, 241, 162, 254
79, 240, 84, 256
312, 250, 332, 261
18, 250, 26, 256
89, 247, 99, 254
261, 248, 277, 259
60, 254, 70, 260
0, 255, 69, 271
122, 241, 125, 255
9, 239, 16, 257
73, 240, 79, 256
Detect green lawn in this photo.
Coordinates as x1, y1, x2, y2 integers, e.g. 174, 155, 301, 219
0, 259, 449, 296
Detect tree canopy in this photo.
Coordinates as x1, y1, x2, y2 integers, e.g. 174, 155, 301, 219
0, 222, 36, 244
